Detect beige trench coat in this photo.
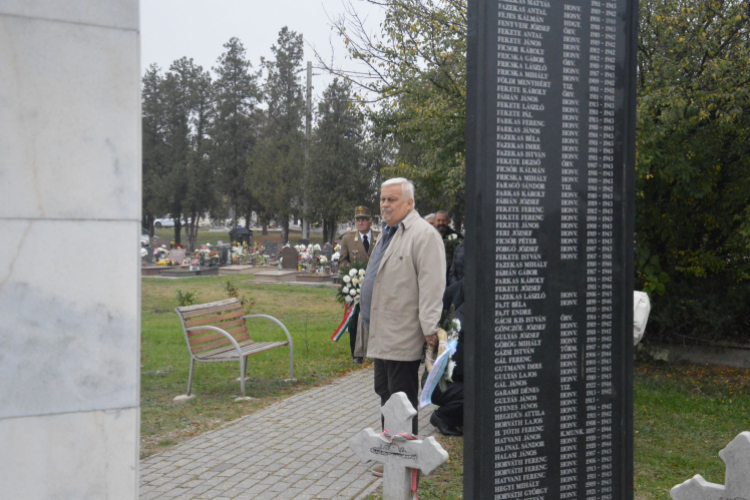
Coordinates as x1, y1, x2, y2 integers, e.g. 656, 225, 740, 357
364, 209, 446, 361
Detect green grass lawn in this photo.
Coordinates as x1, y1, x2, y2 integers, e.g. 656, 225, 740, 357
140, 276, 360, 458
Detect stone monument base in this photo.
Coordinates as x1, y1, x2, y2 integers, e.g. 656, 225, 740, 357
160, 267, 220, 278
219, 265, 255, 276
254, 269, 300, 283
296, 273, 338, 284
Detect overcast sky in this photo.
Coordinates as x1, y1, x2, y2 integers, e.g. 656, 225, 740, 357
140, 0, 384, 101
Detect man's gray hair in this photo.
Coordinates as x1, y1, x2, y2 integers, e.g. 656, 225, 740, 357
424, 213, 436, 221
436, 210, 449, 217
382, 177, 415, 203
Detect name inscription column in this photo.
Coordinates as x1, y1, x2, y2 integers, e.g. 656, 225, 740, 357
494, 1, 551, 499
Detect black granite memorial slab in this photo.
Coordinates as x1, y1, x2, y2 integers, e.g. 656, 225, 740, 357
464, 0, 637, 499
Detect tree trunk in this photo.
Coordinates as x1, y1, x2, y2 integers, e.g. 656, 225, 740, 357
185, 213, 199, 253
173, 219, 182, 245
326, 218, 336, 245
145, 215, 155, 244
281, 218, 290, 245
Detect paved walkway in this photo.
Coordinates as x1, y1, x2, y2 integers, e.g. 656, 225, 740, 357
139, 367, 438, 500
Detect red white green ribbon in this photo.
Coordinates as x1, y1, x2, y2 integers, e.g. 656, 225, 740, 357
380, 428, 420, 500
331, 302, 358, 342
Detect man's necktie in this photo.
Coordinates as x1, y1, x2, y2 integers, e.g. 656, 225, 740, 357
363, 234, 369, 253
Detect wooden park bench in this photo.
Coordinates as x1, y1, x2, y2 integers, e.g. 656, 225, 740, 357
175, 298, 294, 398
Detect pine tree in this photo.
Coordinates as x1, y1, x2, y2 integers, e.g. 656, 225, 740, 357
141, 64, 169, 241
308, 78, 377, 244
212, 37, 262, 229
248, 27, 306, 244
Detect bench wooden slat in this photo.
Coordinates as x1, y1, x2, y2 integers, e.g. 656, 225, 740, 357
185, 309, 244, 328
180, 300, 241, 319
193, 338, 257, 359
176, 298, 238, 314
192, 332, 251, 354
201, 341, 289, 361
187, 318, 247, 339
188, 326, 250, 347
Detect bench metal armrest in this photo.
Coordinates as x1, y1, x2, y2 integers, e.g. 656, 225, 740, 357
184, 325, 243, 359
243, 314, 294, 379
242, 315, 293, 346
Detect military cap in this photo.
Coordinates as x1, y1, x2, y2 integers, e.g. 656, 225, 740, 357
354, 206, 372, 219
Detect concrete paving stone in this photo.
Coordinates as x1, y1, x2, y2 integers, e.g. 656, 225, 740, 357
325, 468, 347, 479
203, 476, 227, 487
138, 492, 159, 500
314, 489, 340, 499
257, 476, 278, 486
314, 477, 337, 487
180, 479, 204, 489
290, 478, 316, 489
338, 486, 368, 499
231, 478, 259, 491
305, 470, 327, 480
274, 487, 307, 499
252, 490, 282, 500
348, 477, 377, 490
160, 488, 191, 498
218, 468, 241, 477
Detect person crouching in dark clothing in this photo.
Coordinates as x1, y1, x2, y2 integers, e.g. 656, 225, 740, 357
427, 281, 465, 436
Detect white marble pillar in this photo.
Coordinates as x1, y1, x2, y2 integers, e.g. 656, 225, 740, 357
0, 2, 141, 498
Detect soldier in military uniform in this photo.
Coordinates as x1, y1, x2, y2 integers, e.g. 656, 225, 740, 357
339, 206, 378, 363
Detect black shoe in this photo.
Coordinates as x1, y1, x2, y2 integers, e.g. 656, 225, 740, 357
353, 357, 363, 364
430, 412, 463, 436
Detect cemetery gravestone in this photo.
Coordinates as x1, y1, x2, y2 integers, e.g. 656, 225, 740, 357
671, 432, 750, 500
464, 1, 637, 499
279, 247, 299, 270
349, 392, 449, 500
216, 244, 230, 265
167, 248, 186, 264
263, 240, 279, 257
322, 243, 334, 260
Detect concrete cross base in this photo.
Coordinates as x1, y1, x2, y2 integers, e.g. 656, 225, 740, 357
284, 378, 298, 383
173, 394, 196, 403
672, 431, 750, 499
234, 396, 255, 402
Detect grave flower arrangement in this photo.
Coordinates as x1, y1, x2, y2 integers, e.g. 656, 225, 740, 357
331, 264, 366, 342
231, 242, 248, 264
153, 245, 169, 261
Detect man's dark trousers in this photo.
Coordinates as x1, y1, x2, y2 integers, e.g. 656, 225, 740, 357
430, 381, 464, 429
349, 309, 359, 357
374, 358, 421, 435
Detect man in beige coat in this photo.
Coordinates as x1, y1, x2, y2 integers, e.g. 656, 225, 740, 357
359, 178, 445, 463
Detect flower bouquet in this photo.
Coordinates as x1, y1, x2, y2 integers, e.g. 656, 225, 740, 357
419, 307, 461, 408
153, 245, 169, 262
331, 264, 366, 342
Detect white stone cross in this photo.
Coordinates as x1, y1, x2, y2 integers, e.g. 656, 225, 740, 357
671, 431, 750, 500
350, 392, 449, 500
